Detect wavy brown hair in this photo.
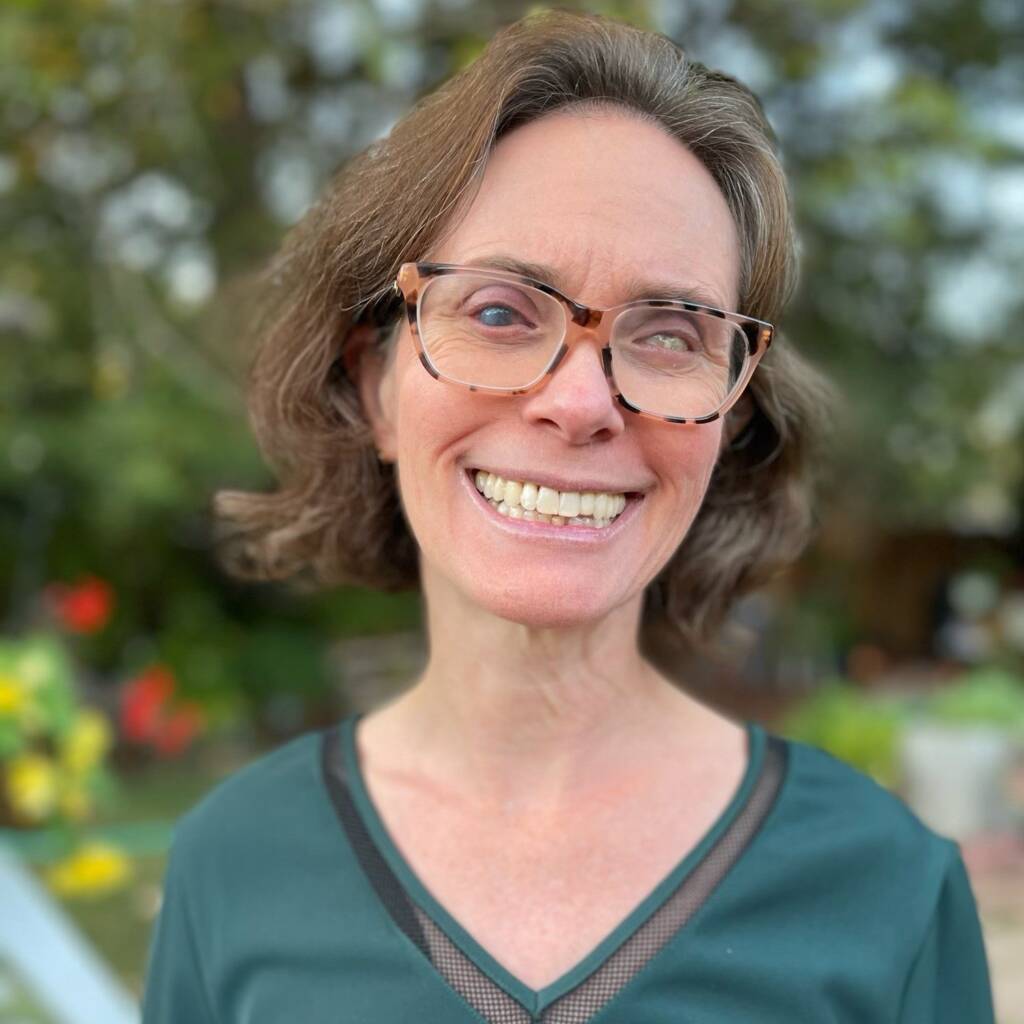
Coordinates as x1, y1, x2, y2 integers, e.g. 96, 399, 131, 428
213, 9, 838, 660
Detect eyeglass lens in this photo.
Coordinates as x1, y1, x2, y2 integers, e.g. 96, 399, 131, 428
417, 273, 748, 420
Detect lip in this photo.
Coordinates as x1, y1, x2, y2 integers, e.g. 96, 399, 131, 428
465, 465, 649, 496
461, 468, 644, 543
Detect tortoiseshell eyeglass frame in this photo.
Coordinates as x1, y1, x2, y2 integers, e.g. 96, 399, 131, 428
394, 261, 774, 425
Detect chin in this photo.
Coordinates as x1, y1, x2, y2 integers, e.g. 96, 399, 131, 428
467, 574, 629, 631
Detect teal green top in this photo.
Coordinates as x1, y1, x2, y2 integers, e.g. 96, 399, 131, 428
141, 713, 995, 1023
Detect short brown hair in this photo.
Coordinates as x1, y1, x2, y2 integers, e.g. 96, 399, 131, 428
214, 9, 838, 659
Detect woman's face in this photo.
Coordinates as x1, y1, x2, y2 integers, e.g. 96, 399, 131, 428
362, 107, 741, 629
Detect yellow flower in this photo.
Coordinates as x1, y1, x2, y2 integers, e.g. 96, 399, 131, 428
6, 753, 58, 822
0, 674, 24, 716
46, 842, 132, 898
61, 708, 112, 774
4, 654, 47, 736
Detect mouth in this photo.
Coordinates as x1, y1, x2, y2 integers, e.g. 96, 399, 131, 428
467, 468, 643, 530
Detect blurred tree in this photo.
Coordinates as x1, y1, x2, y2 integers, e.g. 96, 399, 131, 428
1, 0, 1021, 720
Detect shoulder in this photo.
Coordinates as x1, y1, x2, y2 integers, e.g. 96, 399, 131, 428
168, 725, 331, 873
761, 730, 960, 912
770, 730, 957, 858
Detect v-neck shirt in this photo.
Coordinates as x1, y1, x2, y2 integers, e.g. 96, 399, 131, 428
141, 712, 995, 1023
334, 712, 767, 1014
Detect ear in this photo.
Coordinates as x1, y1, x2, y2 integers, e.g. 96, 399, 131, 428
349, 323, 398, 463
719, 390, 756, 455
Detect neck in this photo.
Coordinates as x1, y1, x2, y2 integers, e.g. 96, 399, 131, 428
366, 561, 711, 813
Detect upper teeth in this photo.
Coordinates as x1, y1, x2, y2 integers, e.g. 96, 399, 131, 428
473, 470, 627, 522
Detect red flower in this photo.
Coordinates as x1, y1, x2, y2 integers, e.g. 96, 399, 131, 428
119, 665, 205, 757
120, 666, 176, 742
46, 575, 115, 633
152, 704, 204, 757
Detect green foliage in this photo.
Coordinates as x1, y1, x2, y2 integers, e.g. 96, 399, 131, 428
0, 632, 79, 759
781, 679, 907, 786
782, 664, 1024, 788
1, 0, 1021, 726
0, 630, 131, 905
925, 666, 1024, 734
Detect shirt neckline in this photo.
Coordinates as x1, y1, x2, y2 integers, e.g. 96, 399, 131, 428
338, 711, 766, 1015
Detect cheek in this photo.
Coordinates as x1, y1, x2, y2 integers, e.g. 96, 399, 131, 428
390, 366, 474, 513
694, 427, 725, 491
652, 422, 724, 501
644, 426, 723, 577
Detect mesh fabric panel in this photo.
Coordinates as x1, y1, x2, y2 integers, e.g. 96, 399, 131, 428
322, 727, 530, 1022
321, 726, 432, 957
542, 736, 787, 1023
414, 905, 534, 1024
322, 725, 788, 1024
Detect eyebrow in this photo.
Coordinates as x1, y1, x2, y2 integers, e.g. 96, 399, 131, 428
465, 254, 732, 312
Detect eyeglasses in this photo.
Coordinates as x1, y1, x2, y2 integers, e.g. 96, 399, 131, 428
394, 262, 773, 424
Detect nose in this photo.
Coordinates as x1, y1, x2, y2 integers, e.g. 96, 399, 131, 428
520, 333, 626, 444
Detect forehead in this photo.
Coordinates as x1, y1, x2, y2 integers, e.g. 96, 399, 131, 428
427, 107, 741, 311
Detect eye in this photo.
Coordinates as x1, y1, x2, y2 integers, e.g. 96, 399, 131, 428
639, 331, 697, 352
463, 285, 540, 330
616, 307, 707, 355
475, 304, 526, 328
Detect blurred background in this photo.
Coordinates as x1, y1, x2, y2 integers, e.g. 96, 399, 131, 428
1, 0, 1022, 1020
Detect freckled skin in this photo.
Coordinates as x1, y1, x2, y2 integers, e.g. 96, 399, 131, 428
364, 108, 741, 629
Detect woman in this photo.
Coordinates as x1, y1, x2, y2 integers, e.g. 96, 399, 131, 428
142, 11, 995, 1023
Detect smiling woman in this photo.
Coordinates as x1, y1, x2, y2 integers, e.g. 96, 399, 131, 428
141, 10, 994, 1024
211, 16, 820, 655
